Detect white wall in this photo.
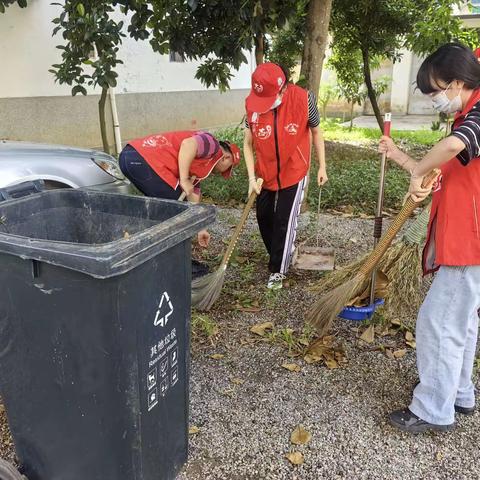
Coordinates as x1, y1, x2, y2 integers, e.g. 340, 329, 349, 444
0, 0, 253, 99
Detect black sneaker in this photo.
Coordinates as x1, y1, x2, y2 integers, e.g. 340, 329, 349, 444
389, 408, 454, 434
412, 381, 475, 415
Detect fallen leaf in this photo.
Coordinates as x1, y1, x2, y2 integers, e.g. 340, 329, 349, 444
282, 363, 301, 372
303, 354, 322, 364
405, 331, 414, 342
436, 451, 444, 461
250, 322, 274, 337
385, 348, 395, 360
406, 340, 416, 349
360, 325, 375, 343
220, 388, 235, 396
325, 358, 339, 369
230, 377, 244, 385
209, 353, 224, 360
285, 452, 304, 465
189, 426, 200, 435
393, 349, 407, 359
390, 318, 402, 327
238, 306, 262, 313
123, 231, 130, 239
291, 426, 312, 445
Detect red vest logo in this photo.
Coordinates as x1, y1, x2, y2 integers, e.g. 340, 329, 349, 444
256, 125, 272, 140
142, 135, 172, 148
284, 123, 299, 135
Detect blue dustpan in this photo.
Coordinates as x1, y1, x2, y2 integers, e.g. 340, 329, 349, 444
338, 298, 385, 321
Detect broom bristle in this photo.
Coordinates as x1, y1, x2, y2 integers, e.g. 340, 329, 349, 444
307, 274, 364, 336
191, 267, 226, 311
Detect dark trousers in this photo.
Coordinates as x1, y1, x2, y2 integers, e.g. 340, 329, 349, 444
119, 145, 182, 200
256, 177, 307, 274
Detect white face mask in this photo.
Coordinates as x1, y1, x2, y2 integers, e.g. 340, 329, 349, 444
270, 96, 282, 110
431, 83, 462, 114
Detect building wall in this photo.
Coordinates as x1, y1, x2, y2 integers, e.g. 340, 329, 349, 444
0, 0, 253, 148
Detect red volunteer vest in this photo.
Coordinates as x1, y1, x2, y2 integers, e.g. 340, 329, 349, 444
423, 89, 480, 274
128, 131, 222, 189
246, 84, 311, 191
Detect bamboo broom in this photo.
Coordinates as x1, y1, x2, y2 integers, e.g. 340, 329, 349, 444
191, 178, 263, 311
306, 170, 440, 336
310, 202, 431, 316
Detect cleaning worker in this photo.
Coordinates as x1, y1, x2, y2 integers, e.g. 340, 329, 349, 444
244, 63, 327, 290
378, 42, 480, 433
119, 130, 240, 248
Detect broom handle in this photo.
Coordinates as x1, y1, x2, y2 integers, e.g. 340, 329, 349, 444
220, 178, 263, 268
359, 169, 440, 277
178, 176, 198, 201
370, 113, 391, 304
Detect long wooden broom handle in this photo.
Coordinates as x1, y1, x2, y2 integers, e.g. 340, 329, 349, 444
359, 169, 440, 276
178, 176, 198, 201
220, 178, 264, 268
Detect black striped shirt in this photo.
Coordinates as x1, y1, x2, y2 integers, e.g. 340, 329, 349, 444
452, 101, 480, 165
245, 90, 320, 129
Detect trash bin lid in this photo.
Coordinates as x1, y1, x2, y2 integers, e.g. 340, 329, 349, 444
0, 189, 215, 278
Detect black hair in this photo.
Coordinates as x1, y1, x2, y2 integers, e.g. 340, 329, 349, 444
219, 140, 232, 154
416, 42, 480, 94
277, 64, 290, 84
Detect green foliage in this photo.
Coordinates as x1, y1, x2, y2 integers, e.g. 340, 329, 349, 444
49, 1, 131, 95
0, 0, 27, 13
266, 1, 307, 77
318, 84, 338, 120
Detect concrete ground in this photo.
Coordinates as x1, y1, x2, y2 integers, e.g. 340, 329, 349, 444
344, 115, 438, 131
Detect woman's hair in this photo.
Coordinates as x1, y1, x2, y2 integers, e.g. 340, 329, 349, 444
416, 42, 480, 94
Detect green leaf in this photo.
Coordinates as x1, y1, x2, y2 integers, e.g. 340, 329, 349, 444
71, 85, 87, 96
76, 3, 85, 16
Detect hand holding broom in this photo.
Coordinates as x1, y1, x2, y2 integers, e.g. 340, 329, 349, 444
306, 169, 441, 336
191, 178, 264, 311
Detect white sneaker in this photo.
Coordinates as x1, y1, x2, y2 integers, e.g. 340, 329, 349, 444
267, 273, 286, 290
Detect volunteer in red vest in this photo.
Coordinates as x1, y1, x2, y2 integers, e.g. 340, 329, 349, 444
119, 131, 240, 247
244, 63, 327, 290
378, 43, 480, 433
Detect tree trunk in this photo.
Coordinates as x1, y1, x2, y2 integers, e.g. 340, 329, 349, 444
300, 0, 333, 97
254, 33, 264, 65
349, 102, 354, 130
300, 0, 333, 212
361, 47, 384, 132
98, 86, 110, 154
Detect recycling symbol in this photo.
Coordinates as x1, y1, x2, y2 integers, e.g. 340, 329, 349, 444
154, 291, 174, 327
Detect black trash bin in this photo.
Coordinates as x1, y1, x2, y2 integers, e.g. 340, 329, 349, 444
0, 189, 215, 480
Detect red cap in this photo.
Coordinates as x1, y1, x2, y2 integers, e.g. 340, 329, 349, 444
246, 63, 286, 113
474, 47, 480, 59
221, 142, 241, 179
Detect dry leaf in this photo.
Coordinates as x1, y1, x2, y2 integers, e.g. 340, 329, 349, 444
238, 306, 262, 313
290, 426, 312, 445
282, 363, 301, 372
385, 348, 395, 360
393, 349, 407, 359
436, 451, 444, 461
390, 318, 402, 327
406, 340, 416, 349
231, 377, 244, 385
209, 353, 224, 360
325, 358, 339, 369
360, 325, 375, 343
250, 322, 274, 337
189, 426, 200, 435
405, 331, 414, 342
303, 354, 322, 364
123, 231, 130, 240
221, 388, 235, 396
285, 452, 304, 465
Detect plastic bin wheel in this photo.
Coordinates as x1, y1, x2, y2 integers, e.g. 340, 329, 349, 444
0, 460, 27, 480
